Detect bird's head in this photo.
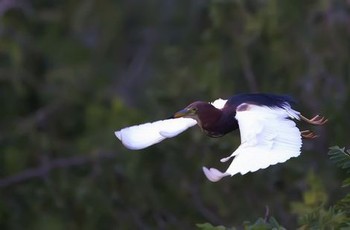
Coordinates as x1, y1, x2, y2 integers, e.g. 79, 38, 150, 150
173, 101, 206, 119
173, 101, 222, 128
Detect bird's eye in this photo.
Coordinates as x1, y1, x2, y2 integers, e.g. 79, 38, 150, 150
190, 107, 198, 113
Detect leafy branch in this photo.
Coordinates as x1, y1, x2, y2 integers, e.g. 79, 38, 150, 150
328, 146, 350, 172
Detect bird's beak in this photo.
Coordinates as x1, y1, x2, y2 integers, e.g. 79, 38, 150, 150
173, 108, 190, 118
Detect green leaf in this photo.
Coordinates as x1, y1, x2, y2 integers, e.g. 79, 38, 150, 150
328, 146, 350, 171
196, 223, 230, 230
242, 217, 286, 230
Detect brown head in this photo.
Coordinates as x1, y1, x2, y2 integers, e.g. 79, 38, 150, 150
173, 101, 222, 131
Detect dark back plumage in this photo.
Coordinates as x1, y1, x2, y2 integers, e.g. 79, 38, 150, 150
225, 93, 295, 109
205, 93, 296, 137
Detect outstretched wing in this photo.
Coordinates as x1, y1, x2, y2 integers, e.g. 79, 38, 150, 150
115, 118, 197, 150
203, 103, 302, 182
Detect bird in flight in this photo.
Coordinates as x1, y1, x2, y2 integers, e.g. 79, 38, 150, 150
115, 93, 327, 182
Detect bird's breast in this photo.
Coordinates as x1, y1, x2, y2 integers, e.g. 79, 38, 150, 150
202, 118, 239, 138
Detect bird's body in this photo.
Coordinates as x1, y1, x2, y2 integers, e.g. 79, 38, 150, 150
115, 93, 327, 182
186, 93, 296, 137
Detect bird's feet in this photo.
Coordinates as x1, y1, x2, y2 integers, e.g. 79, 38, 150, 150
300, 114, 328, 125
301, 130, 318, 139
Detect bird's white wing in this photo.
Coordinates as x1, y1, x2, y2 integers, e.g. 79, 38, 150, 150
211, 98, 227, 109
203, 103, 302, 182
115, 118, 197, 150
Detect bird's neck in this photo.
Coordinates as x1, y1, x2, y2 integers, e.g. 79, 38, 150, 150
199, 107, 222, 129
199, 106, 238, 137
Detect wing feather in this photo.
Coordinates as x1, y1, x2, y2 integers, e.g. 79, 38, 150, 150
115, 118, 197, 150
203, 103, 302, 182
210, 98, 227, 109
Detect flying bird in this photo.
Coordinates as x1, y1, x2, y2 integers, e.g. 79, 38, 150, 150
115, 93, 327, 182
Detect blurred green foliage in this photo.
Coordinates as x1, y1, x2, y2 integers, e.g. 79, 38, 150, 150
199, 147, 350, 229
290, 169, 346, 229
0, 0, 350, 229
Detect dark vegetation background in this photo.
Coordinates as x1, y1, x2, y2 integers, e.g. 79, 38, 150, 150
0, 0, 349, 229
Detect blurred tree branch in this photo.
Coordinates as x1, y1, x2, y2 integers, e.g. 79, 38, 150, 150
0, 152, 116, 188
241, 49, 258, 92
190, 185, 225, 225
